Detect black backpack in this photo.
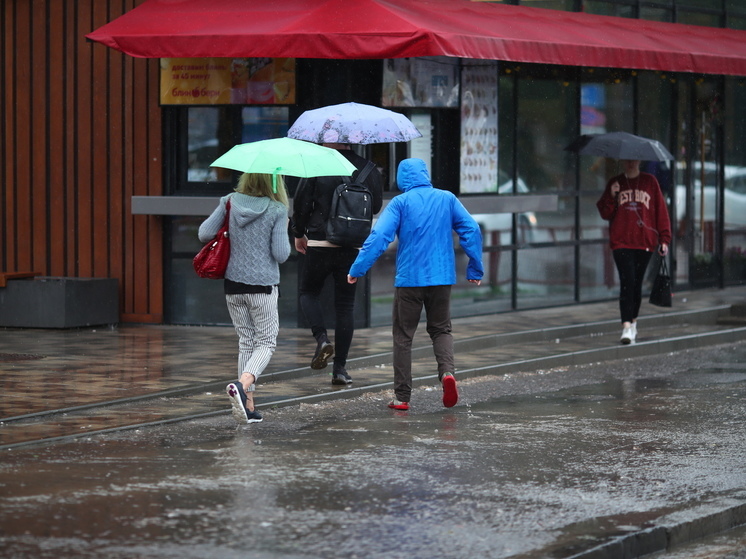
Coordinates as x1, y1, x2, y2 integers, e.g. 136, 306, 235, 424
325, 161, 376, 248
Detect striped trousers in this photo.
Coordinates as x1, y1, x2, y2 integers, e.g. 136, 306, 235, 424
225, 288, 279, 391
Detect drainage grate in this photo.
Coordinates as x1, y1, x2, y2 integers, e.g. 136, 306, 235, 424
0, 353, 45, 362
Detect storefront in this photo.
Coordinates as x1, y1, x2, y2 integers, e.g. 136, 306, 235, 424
83, 0, 746, 327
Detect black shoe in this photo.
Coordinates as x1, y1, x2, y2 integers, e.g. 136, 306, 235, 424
331, 368, 352, 385
245, 409, 263, 423
311, 340, 334, 370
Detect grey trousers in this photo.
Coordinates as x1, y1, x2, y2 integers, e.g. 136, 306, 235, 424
226, 288, 279, 391
392, 285, 454, 403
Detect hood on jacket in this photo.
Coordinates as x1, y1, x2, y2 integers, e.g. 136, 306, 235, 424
396, 158, 432, 193
230, 193, 271, 228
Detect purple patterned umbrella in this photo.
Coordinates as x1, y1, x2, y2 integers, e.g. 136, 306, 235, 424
288, 102, 422, 145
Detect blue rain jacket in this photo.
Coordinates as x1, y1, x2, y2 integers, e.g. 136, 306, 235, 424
349, 158, 483, 287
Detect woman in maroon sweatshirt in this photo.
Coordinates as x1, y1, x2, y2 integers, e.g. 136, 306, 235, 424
597, 159, 671, 344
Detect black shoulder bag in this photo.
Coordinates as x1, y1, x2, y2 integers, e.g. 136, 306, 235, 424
649, 257, 672, 307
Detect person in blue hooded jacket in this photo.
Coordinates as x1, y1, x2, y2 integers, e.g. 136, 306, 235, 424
347, 158, 483, 411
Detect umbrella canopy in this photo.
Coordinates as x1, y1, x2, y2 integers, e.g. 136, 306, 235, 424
287, 102, 422, 145
210, 137, 357, 176
565, 132, 674, 161
210, 137, 358, 192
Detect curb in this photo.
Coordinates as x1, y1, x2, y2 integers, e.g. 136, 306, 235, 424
568, 499, 746, 558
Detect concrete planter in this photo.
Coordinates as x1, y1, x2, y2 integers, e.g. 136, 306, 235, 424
0, 277, 119, 328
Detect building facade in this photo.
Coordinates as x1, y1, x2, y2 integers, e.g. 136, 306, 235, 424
2, 0, 745, 327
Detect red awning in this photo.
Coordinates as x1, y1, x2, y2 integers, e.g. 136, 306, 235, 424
86, 0, 746, 76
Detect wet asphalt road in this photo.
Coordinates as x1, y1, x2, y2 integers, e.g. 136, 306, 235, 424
1, 342, 746, 559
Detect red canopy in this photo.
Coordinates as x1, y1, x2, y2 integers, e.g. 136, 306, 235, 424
87, 0, 746, 76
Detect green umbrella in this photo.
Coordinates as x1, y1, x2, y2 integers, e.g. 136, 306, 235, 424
210, 137, 358, 192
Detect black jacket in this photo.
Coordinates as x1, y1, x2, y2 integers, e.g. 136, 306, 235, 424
291, 149, 384, 241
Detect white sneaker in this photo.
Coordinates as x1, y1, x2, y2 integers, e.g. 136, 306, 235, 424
631, 322, 638, 342
621, 326, 633, 345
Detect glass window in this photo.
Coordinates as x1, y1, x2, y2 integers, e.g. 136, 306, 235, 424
723, 76, 746, 284
453, 243, 513, 317
511, 67, 579, 308
576, 70, 634, 288
498, 71, 516, 184
517, 246, 576, 308
674, 77, 724, 287
640, 7, 673, 22
382, 57, 460, 108
409, 112, 433, 177
380, 57, 462, 191
676, 11, 720, 27
186, 106, 289, 185
726, 15, 746, 30
515, 66, 579, 194
241, 106, 288, 143
168, 215, 300, 326
168, 104, 292, 325
580, 193, 607, 241
677, 0, 720, 8
187, 106, 234, 183
637, 70, 675, 204
579, 243, 618, 301
577, 69, 634, 203
169, 217, 232, 325
517, 0, 575, 10
583, 1, 635, 18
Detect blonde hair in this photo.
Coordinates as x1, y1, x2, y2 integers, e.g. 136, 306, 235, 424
235, 173, 289, 206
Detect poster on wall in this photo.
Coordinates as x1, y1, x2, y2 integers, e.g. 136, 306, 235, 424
160, 58, 296, 105
382, 57, 459, 108
460, 61, 499, 194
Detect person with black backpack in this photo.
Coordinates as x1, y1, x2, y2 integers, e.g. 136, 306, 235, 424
291, 143, 384, 385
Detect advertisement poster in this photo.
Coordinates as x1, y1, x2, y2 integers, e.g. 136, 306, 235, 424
382, 57, 459, 108
460, 62, 499, 194
160, 58, 296, 105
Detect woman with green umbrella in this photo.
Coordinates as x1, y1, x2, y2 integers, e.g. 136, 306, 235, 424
202, 138, 356, 423
199, 172, 291, 424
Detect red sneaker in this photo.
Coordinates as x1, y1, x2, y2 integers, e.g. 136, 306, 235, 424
442, 373, 458, 408
388, 399, 409, 410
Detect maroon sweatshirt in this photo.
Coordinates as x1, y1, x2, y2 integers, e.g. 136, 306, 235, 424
596, 172, 671, 251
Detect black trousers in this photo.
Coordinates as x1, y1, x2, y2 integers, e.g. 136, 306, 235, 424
299, 247, 359, 369
612, 248, 653, 324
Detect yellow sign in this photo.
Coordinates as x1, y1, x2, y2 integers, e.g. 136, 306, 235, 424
160, 58, 296, 105
160, 58, 232, 104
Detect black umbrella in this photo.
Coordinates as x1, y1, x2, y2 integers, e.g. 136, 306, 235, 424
565, 131, 674, 161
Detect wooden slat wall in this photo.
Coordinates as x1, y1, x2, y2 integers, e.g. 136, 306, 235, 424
1, 0, 164, 323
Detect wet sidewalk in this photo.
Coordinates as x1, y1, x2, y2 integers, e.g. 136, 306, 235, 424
1, 286, 745, 450
1, 287, 746, 559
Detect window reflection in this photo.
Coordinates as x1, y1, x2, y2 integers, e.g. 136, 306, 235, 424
187, 107, 228, 182
186, 106, 289, 183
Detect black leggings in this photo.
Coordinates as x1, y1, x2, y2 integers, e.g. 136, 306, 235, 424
612, 249, 652, 324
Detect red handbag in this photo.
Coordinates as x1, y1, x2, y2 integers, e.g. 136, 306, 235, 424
194, 200, 231, 279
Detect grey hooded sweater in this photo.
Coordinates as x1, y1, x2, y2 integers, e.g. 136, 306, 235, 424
198, 193, 290, 286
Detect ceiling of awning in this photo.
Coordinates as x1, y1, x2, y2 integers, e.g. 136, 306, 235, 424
86, 0, 746, 76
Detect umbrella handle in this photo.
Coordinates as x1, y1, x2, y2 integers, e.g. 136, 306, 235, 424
272, 168, 280, 193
